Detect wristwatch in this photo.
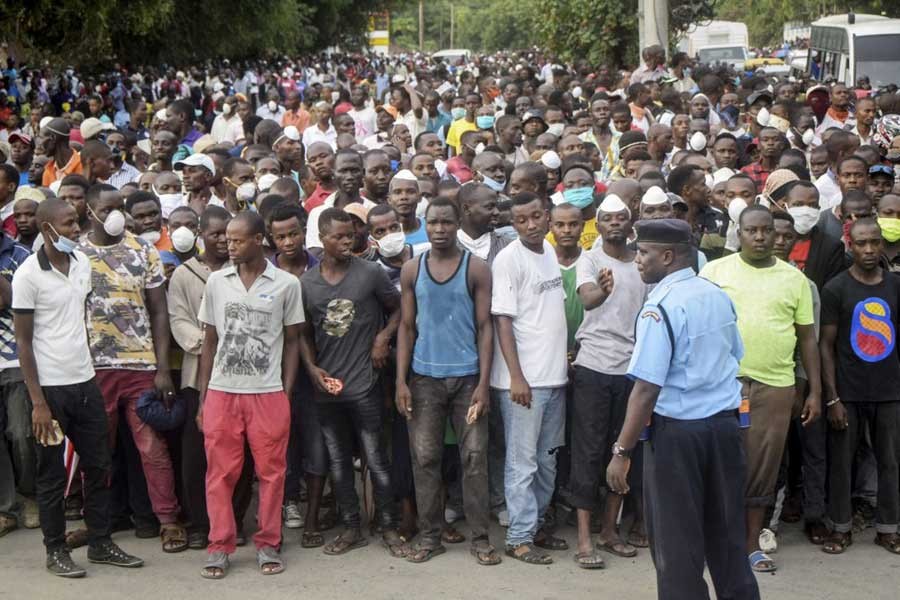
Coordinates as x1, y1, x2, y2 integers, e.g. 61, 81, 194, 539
612, 442, 632, 459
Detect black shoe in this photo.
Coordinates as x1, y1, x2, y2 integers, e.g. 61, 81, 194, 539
87, 541, 144, 568
46, 548, 87, 578
134, 523, 159, 539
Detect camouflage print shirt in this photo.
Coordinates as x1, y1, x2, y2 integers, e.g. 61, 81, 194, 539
79, 233, 165, 370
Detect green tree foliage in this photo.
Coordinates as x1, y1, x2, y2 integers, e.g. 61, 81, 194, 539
716, 0, 900, 47
534, 0, 638, 66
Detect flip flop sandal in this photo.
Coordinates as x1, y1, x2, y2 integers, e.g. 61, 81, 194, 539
505, 542, 553, 565
301, 530, 325, 548
597, 539, 638, 558
382, 531, 410, 558
323, 530, 369, 555
470, 543, 502, 566
533, 532, 569, 551
749, 550, 777, 572
406, 543, 446, 563
574, 550, 606, 570
257, 547, 285, 575
875, 534, 900, 554
627, 530, 650, 548
200, 551, 229, 580
822, 532, 852, 555
805, 522, 828, 545
161, 524, 189, 553
441, 527, 466, 544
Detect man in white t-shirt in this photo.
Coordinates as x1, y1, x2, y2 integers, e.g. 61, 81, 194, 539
196, 212, 304, 578
13, 197, 143, 577
348, 86, 377, 142
490, 191, 568, 565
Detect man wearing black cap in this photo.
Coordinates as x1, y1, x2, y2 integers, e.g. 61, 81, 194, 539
522, 109, 548, 156
606, 218, 759, 600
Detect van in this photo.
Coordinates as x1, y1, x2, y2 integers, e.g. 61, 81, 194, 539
807, 13, 900, 87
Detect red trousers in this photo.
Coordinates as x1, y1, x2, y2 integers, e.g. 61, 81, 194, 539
203, 389, 289, 554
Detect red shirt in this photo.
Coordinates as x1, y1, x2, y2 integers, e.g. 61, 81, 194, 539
445, 156, 473, 184
789, 238, 811, 271
740, 161, 772, 192
303, 183, 334, 213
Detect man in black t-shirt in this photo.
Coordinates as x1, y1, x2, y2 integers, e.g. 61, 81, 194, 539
820, 217, 900, 556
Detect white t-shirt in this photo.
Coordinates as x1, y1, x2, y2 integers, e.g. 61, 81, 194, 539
815, 171, 843, 211
349, 107, 377, 141
400, 109, 428, 140
302, 123, 337, 151
490, 240, 568, 389
306, 195, 378, 249
573, 247, 649, 375
199, 261, 305, 394
11, 249, 95, 386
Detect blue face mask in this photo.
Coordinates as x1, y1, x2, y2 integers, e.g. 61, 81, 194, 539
389, 159, 400, 173
562, 186, 594, 209
451, 107, 466, 120
481, 174, 506, 193
476, 115, 495, 130
48, 225, 78, 254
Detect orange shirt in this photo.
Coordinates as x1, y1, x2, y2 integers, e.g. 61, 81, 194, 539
282, 109, 311, 132
42, 151, 83, 187
155, 227, 172, 252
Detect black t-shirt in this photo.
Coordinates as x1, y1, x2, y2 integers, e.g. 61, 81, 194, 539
821, 270, 900, 403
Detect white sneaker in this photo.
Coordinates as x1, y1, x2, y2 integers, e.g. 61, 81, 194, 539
759, 528, 778, 553
283, 501, 304, 529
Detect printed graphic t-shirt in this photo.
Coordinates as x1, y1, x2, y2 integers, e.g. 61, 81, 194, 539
821, 270, 900, 403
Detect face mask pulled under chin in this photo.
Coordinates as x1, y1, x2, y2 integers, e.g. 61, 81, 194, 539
373, 231, 406, 258
480, 174, 506, 193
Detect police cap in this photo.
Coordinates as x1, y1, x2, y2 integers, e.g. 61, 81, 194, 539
634, 218, 693, 244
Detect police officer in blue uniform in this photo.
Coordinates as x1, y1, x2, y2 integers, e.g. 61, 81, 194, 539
606, 219, 760, 600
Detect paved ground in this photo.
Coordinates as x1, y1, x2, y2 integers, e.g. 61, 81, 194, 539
2, 516, 900, 600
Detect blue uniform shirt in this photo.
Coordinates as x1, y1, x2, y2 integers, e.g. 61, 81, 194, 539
627, 267, 744, 419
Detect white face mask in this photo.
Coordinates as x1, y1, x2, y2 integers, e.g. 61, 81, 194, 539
704, 173, 715, 191
547, 123, 565, 137
236, 182, 257, 202
756, 107, 771, 127
139, 230, 162, 245
156, 192, 184, 220
801, 128, 815, 146
787, 205, 819, 235
222, 103, 232, 116
727, 197, 748, 223
101, 209, 126, 237
267, 100, 278, 113
689, 131, 707, 152
375, 231, 406, 258
170, 226, 197, 253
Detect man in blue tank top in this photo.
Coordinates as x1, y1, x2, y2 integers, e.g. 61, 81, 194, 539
395, 197, 499, 566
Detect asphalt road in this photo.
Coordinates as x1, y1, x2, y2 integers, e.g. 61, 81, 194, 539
2, 515, 899, 600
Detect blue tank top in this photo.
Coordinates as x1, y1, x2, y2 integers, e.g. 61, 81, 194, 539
412, 250, 479, 378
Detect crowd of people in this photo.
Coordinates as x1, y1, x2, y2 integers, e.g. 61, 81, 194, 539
1, 42, 900, 598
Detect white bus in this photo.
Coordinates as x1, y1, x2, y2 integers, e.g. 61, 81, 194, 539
807, 13, 900, 87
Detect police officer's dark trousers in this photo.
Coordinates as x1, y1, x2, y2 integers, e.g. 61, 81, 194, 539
644, 411, 759, 600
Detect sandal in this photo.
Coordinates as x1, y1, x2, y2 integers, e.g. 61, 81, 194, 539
533, 529, 568, 551
574, 550, 606, 570
161, 523, 189, 553
505, 542, 553, 565
822, 531, 852, 555
323, 528, 369, 555
257, 546, 284, 575
382, 529, 410, 558
748, 550, 777, 572
0, 514, 17, 538
875, 533, 900, 555
597, 537, 637, 558
301, 530, 325, 548
188, 531, 208, 550
65, 528, 90, 550
470, 540, 502, 566
627, 528, 650, 548
805, 521, 828, 545
406, 542, 447, 563
200, 551, 229, 580
441, 526, 466, 544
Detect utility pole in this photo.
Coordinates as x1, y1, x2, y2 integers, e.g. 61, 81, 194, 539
419, 0, 424, 52
638, 0, 669, 58
450, 4, 455, 48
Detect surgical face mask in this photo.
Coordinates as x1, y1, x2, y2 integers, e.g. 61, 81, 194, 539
139, 230, 162, 245
451, 107, 466, 120
727, 197, 748, 223
48, 225, 77, 254
562, 186, 594, 209
373, 231, 406, 258
389, 159, 400, 173
801, 128, 815, 146
787, 206, 819, 235
704, 173, 715, 191
222, 103, 232, 116
683, 67, 693, 79
878, 217, 900, 243
481, 174, 506, 193
756, 107, 771, 127
170, 226, 197, 253
89, 206, 126, 237
157, 193, 184, 220
476, 115, 495, 130
547, 123, 565, 137
236, 181, 257, 202
689, 131, 707, 152
268, 100, 278, 112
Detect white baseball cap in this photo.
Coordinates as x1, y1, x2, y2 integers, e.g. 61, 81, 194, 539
174, 153, 216, 176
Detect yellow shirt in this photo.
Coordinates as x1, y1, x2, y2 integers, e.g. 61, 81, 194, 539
546, 219, 599, 252
446, 118, 478, 154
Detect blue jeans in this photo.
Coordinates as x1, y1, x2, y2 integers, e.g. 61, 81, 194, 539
496, 386, 565, 546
